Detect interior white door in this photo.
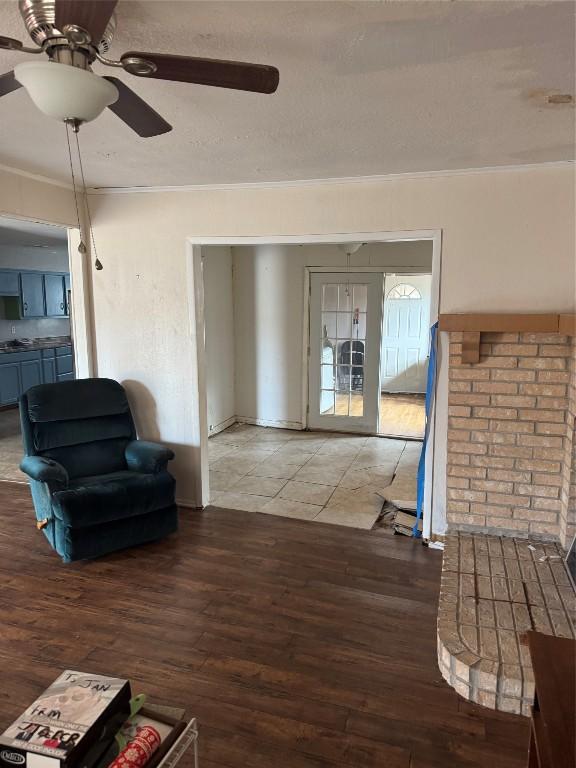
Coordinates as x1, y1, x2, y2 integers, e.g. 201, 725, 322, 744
380, 274, 431, 393
308, 272, 383, 433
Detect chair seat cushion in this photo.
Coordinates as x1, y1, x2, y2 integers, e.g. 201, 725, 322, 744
52, 470, 176, 529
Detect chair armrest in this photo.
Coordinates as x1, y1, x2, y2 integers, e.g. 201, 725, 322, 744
125, 441, 175, 474
20, 455, 69, 486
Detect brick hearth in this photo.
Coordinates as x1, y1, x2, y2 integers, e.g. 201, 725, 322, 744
437, 532, 575, 716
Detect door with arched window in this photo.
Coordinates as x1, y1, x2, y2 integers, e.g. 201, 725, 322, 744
380, 274, 431, 393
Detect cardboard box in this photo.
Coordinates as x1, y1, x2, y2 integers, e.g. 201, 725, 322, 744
0, 671, 131, 768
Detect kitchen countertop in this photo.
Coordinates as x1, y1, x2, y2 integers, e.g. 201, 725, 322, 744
0, 337, 72, 355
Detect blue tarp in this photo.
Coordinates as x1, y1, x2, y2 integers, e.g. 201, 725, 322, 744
413, 321, 439, 538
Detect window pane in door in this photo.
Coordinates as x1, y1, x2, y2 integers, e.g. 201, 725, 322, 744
351, 369, 365, 394
336, 365, 351, 393
337, 312, 352, 339
335, 389, 364, 417
338, 285, 352, 311
320, 390, 335, 414
339, 364, 364, 392
321, 364, 335, 390
322, 312, 337, 338
335, 391, 350, 416
323, 339, 337, 363
323, 284, 338, 310
353, 284, 368, 312
355, 312, 367, 339
337, 341, 351, 366
349, 389, 364, 417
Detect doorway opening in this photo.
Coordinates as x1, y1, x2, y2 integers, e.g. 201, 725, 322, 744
0, 215, 88, 483
188, 230, 443, 539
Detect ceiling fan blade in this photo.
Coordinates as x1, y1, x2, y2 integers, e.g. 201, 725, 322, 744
0, 36, 23, 51
103, 77, 172, 138
55, 0, 117, 43
0, 70, 23, 97
121, 52, 279, 94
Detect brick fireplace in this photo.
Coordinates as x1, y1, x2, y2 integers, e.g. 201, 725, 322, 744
437, 321, 576, 716
446, 331, 576, 549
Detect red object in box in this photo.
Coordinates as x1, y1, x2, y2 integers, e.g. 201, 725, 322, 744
108, 726, 161, 768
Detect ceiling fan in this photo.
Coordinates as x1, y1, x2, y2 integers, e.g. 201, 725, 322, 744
0, 0, 280, 137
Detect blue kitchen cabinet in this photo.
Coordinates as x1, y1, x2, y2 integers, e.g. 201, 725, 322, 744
0, 350, 43, 401
42, 357, 56, 384
20, 272, 45, 317
0, 362, 20, 405
44, 274, 67, 317
0, 346, 74, 403
0, 270, 70, 318
56, 345, 74, 380
41, 348, 56, 384
20, 359, 42, 392
0, 270, 20, 296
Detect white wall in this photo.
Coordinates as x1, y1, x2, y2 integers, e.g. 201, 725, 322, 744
1, 163, 573, 523
231, 241, 432, 426
202, 246, 235, 434
0, 169, 76, 228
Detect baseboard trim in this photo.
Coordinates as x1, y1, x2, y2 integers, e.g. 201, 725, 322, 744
208, 415, 237, 437
176, 497, 202, 510
235, 416, 304, 431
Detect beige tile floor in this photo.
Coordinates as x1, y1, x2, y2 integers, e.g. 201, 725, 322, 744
209, 423, 421, 529
0, 408, 26, 483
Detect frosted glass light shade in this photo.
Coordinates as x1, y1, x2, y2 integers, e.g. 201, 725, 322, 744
14, 61, 118, 122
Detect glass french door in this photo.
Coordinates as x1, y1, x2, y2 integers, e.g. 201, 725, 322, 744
308, 272, 384, 433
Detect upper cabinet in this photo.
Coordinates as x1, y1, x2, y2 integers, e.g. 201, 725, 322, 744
0, 269, 70, 319
44, 273, 67, 317
20, 272, 46, 317
0, 270, 20, 296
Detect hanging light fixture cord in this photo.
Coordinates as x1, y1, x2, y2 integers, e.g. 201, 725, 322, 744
346, 248, 351, 297
74, 128, 103, 270
64, 121, 84, 251
64, 120, 103, 270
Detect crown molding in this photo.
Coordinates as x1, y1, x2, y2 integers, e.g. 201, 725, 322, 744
0, 162, 72, 191
1, 159, 572, 196
87, 160, 574, 195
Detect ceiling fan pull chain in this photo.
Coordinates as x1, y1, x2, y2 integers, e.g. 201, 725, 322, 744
73, 127, 103, 270
64, 120, 87, 256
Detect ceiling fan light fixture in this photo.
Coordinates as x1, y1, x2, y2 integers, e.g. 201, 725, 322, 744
14, 60, 118, 122
121, 56, 157, 76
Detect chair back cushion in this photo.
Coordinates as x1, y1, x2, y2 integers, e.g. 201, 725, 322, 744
20, 379, 136, 479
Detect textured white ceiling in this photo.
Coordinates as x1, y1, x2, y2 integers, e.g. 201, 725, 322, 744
0, 0, 573, 188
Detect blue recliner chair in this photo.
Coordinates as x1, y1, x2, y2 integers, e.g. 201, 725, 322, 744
19, 378, 178, 563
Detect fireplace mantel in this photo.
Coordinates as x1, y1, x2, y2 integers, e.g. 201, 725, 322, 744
439, 313, 576, 363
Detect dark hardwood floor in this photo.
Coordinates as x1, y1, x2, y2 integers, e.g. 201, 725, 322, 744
0, 481, 529, 767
